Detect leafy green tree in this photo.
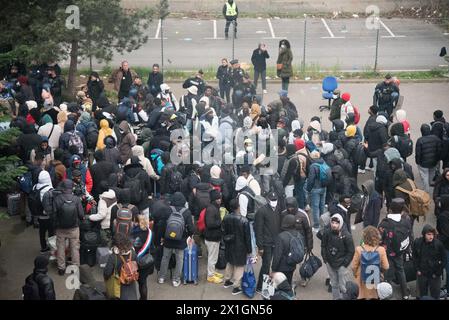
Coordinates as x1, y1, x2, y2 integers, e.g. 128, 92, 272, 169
0, 128, 27, 192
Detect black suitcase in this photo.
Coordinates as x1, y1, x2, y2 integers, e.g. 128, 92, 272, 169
80, 246, 97, 267
7, 193, 21, 216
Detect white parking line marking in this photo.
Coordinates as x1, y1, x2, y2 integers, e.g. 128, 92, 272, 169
267, 18, 276, 39
213, 20, 217, 39
378, 19, 405, 38
155, 19, 161, 39
320, 18, 345, 39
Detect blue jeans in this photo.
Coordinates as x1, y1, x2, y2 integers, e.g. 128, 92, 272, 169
294, 178, 306, 210
310, 188, 326, 228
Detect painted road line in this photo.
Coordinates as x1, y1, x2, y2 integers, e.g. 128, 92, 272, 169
381, 35, 406, 38
378, 19, 405, 38
155, 19, 161, 39
213, 20, 217, 39
267, 18, 276, 39
320, 18, 345, 39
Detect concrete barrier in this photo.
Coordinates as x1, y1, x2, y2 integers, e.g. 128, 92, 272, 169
122, 0, 423, 14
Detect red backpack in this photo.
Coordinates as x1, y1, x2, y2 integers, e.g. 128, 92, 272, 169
196, 208, 207, 233
353, 106, 361, 124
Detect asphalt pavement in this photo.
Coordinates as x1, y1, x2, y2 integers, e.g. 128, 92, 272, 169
68, 17, 449, 72
1, 81, 448, 300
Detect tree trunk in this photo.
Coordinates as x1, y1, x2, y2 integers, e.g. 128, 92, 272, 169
67, 39, 79, 96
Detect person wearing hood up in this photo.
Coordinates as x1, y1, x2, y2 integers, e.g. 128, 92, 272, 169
272, 214, 304, 286
434, 168, 449, 216
343, 125, 360, 177
436, 195, 449, 293
200, 107, 220, 150
378, 198, 412, 299
53, 179, 85, 275
277, 40, 293, 91
66, 154, 93, 194
58, 119, 88, 158
388, 122, 413, 162
90, 150, 116, 200
320, 213, 355, 300
158, 192, 194, 287
351, 226, 389, 299
96, 119, 115, 151
34, 170, 55, 253
331, 119, 347, 146
16, 123, 42, 163
269, 272, 295, 300
179, 85, 199, 133
103, 135, 121, 169
30, 136, 54, 170
304, 119, 329, 150
87, 71, 104, 111
392, 169, 416, 227
366, 114, 389, 171
395, 109, 410, 136
126, 145, 159, 181
363, 105, 379, 171
415, 123, 442, 194
292, 138, 309, 210
413, 224, 447, 299
157, 83, 178, 111
123, 156, 152, 217
210, 165, 230, 207
118, 120, 136, 164
38, 113, 62, 150
280, 144, 300, 198
23, 256, 56, 300
360, 180, 382, 228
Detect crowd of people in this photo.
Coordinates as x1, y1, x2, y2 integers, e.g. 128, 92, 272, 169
1, 49, 449, 301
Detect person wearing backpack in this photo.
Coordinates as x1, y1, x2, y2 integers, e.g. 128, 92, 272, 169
89, 182, 117, 247
269, 272, 296, 300
210, 165, 230, 208
415, 123, 442, 194
293, 138, 309, 210
413, 224, 447, 299
255, 191, 282, 294
431, 110, 449, 168
118, 120, 136, 165
123, 156, 152, 218
393, 169, 423, 229
48, 148, 66, 188
436, 195, 449, 293
388, 122, 413, 162
127, 145, 160, 182
281, 144, 299, 198
204, 190, 224, 284
281, 197, 313, 255
52, 179, 85, 275
343, 125, 360, 177
110, 189, 140, 238
30, 136, 54, 170
378, 198, 412, 299
33, 170, 55, 253
351, 226, 389, 299
104, 233, 139, 300
306, 151, 331, 232
321, 213, 355, 300
158, 192, 194, 287
59, 120, 87, 158
23, 255, 55, 300
66, 154, 93, 194
103, 136, 122, 170
38, 113, 62, 150
272, 214, 305, 286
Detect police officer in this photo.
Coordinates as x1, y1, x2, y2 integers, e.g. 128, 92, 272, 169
373, 73, 400, 118
223, 0, 238, 39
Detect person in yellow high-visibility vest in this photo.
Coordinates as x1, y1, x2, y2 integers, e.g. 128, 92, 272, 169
222, 0, 238, 39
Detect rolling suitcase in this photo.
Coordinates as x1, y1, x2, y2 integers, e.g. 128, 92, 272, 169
7, 193, 21, 216
183, 242, 198, 285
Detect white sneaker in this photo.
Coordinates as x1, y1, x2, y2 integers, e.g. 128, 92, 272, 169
366, 167, 374, 172
358, 169, 366, 174
172, 280, 181, 287
351, 225, 356, 231
158, 278, 165, 284
305, 205, 311, 212
263, 89, 268, 94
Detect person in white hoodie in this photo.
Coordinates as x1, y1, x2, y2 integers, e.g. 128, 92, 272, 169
88, 183, 117, 246
36, 171, 54, 254
126, 145, 160, 181
157, 83, 178, 111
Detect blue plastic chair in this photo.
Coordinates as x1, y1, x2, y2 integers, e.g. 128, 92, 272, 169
320, 76, 338, 111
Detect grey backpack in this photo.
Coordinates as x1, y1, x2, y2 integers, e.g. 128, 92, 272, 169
165, 206, 187, 241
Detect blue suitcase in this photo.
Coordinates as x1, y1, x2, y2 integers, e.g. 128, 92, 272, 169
183, 243, 198, 285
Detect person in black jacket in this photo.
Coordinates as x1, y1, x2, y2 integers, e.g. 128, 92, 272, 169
415, 123, 442, 194
328, 90, 344, 122
147, 64, 164, 97
320, 213, 355, 300
251, 43, 270, 93
363, 105, 379, 171
255, 191, 282, 293
361, 180, 382, 228
434, 168, 449, 216
373, 74, 399, 117
216, 59, 232, 103
87, 71, 104, 111
90, 150, 116, 201
413, 224, 447, 299
281, 197, 313, 254
436, 195, 449, 292
52, 179, 85, 275
366, 114, 389, 171
272, 214, 302, 285
205, 190, 224, 284
329, 195, 352, 234
182, 70, 206, 97
222, 199, 252, 295
431, 110, 449, 168
122, 156, 151, 214
389, 122, 413, 162
23, 255, 56, 300
158, 192, 194, 287
42, 66, 64, 106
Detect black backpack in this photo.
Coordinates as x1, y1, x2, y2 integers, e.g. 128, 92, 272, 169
181, 176, 191, 199
168, 167, 183, 194
381, 218, 411, 255
353, 143, 367, 167
85, 124, 99, 150
22, 274, 43, 300
28, 185, 48, 216
391, 135, 413, 159
123, 174, 144, 205
286, 231, 305, 266
58, 197, 79, 229
195, 182, 212, 212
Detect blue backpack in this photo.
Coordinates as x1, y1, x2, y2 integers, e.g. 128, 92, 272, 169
19, 172, 33, 194
360, 246, 381, 285
313, 162, 331, 186
150, 149, 165, 175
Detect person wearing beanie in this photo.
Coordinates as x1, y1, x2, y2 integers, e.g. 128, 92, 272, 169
345, 125, 356, 138
320, 213, 355, 300
395, 109, 410, 136
412, 224, 447, 300
23, 255, 56, 300
351, 226, 389, 299
30, 135, 54, 169
210, 165, 230, 208
374, 74, 400, 117
378, 197, 412, 299
205, 190, 224, 284
38, 111, 62, 150
255, 191, 282, 293
269, 272, 295, 300
342, 124, 361, 177
340, 93, 354, 124
377, 282, 393, 300
272, 213, 303, 286
157, 192, 194, 287
305, 120, 329, 150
